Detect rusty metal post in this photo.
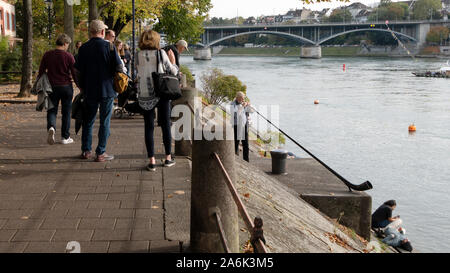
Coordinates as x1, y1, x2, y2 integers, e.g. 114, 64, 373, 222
190, 129, 239, 253
172, 87, 198, 157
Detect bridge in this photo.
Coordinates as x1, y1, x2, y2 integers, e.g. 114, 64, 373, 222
194, 20, 450, 59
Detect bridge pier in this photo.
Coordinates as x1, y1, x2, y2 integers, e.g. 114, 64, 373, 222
194, 47, 212, 60
300, 46, 322, 59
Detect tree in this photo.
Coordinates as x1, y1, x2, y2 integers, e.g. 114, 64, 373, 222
412, 0, 442, 20
18, 0, 33, 98
64, 0, 75, 53
325, 9, 352, 23
89, 0, 98, 22
201, 68, 247, 105
153, 0, 212, 45
426, 26, 450, 45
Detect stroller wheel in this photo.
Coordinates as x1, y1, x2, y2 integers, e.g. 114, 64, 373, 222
114, 108, 123, 119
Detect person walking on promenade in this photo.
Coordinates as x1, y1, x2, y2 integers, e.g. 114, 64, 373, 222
136, 30, 178, 171
105, 29, 116, 43
123, 44, 132, 76
74, 20, 123, 162
372, 200, 400, 229
230, 91, 254, 162
38, 34, 77, 145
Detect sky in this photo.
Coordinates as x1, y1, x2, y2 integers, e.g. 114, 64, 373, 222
208, 0, 383, 19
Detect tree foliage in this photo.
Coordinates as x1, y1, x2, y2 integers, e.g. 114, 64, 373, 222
368, 1, 409, 21
324, 9, 352, 23
426, 26, 450, 44
412, 0, 442, 20
153, 0, 212, 45
201, 68, 247, 105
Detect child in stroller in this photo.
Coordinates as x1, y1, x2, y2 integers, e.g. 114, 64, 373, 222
113, 80, 141, 118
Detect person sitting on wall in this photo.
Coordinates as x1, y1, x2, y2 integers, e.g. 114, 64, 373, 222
372, 200, 400, 230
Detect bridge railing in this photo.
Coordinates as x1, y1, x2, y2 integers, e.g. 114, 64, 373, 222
203, 19, 448, 29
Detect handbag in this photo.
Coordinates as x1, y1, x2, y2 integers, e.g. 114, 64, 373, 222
152, 50, 182, 100
109, 43, 129, 94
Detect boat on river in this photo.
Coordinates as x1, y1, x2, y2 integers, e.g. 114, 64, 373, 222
413, 61, 450, 78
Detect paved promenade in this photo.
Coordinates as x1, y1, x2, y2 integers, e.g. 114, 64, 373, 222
0, 103, 191, 253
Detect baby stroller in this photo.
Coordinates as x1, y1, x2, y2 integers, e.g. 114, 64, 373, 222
113, 79, 141, 118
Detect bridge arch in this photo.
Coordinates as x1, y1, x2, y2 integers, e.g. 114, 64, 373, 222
318, 28, 417, 45
203, 30, 316, 47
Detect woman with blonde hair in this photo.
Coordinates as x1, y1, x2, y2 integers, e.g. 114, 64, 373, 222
114, 39, 127, 74
136, 29, 178, 171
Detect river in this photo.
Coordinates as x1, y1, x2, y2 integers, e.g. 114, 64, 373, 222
181, 55, 450, 253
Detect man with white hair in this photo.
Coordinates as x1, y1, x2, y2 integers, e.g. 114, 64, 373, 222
163, 39, 188, 67
74, 20, 122, 162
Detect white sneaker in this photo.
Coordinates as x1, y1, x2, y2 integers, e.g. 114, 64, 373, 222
47, 127, 55, 145
61, 137, 74, 145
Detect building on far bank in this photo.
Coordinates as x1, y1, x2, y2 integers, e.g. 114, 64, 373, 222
0, 0, 16, 38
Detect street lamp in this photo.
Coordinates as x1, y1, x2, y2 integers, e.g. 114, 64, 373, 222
44, 0, 53, 45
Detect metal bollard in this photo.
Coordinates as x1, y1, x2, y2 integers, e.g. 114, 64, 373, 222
270, 149, 288, 174
190, 129, 239, 253
172, 87, 198, 157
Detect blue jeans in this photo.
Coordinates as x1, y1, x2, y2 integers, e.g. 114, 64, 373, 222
81, 97, 114, 155
47, 85, 73, 139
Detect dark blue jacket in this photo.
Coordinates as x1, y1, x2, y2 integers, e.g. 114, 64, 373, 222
74, 37, 122, 102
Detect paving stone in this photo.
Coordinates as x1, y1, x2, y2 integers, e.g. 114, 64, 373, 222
40, 218, 80, 229
107, 193, 138, 201
78, 242, 110, 253
78, 218, 116, 230
66, 208, 102, 218
52, 230, 94, 242
91, 229, 132, 241
115, 218, 151, 230
0, 201, 24, 210
0, 242, 28, 253
53, 201, 89, 210
76, 194, 108, 201
63, 187, 96, 194
12, 230, 55, 242
0, 230, 17, 242
0, 209, 34, 219
135, 208, 164, 218
0, 219, 6, 229
23, 242, 68, 253
95, 186, 125, 194
108, 241, 150, 253
2, 219, 44, 230
101, 209, 134, 218
120, 200, 154, 209
138, 193, 164, 201
44, 193, 78, 201
87, 201, 121, 209
131, 229, 165, 241
31, 209, 68, 219
21, 201, 56, 210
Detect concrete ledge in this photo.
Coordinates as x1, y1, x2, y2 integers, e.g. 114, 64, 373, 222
251, 157, 372, 241
301, 193, 372, 241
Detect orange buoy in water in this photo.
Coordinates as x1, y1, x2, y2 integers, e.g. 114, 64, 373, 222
408, 124, 416, 132
314, 100, 319, 104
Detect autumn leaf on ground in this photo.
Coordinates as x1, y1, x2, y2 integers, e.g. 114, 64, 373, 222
240, 228, 247, 232
167, 194, 173, 198
20, 216, 29, 220
151, 206, 159, 209
52, 159, 58, 162
243, 193, 250, 198
116, 173, 120, 177
174, 190, 185, 195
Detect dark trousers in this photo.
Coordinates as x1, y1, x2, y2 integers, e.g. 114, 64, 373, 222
81, 97, 114, 155
234, 125, 249, 162
47, 85, 73, 139
143, 99, 172, 158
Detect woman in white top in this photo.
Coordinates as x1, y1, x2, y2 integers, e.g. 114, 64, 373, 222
136, 30, 178, 171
